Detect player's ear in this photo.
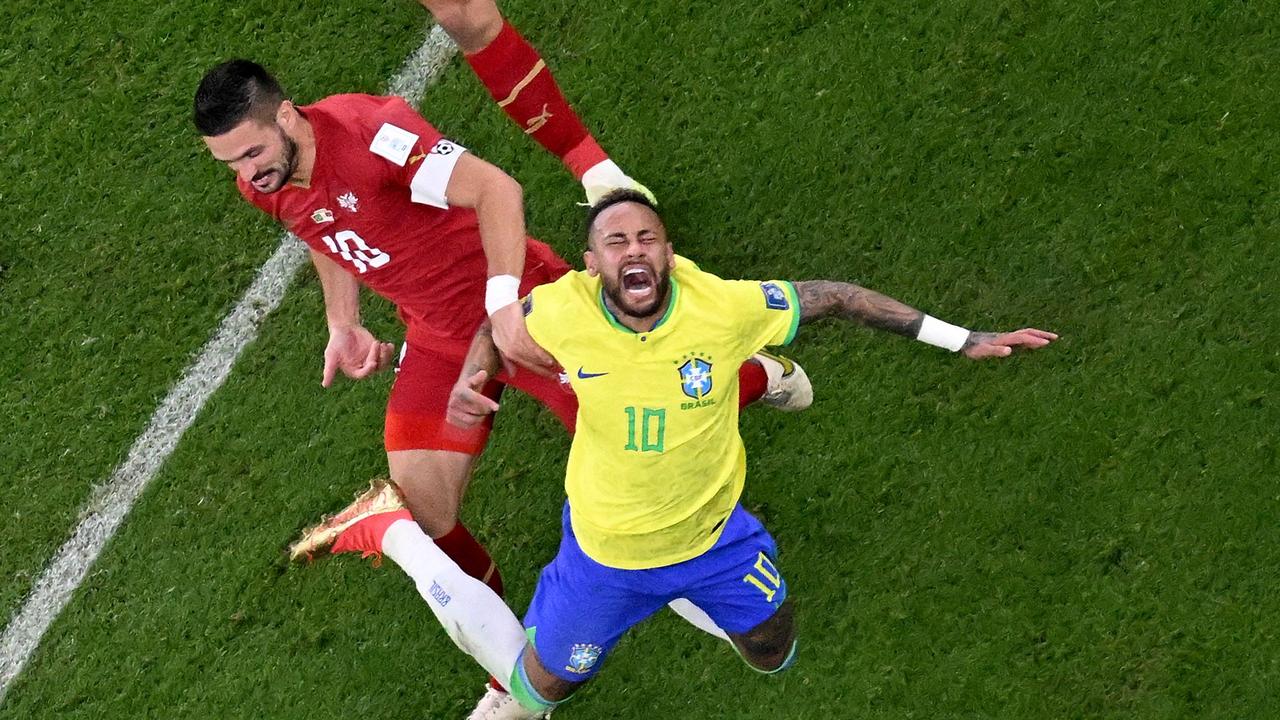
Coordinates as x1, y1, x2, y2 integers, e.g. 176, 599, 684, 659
583, 249, 599, 277
276, 100, 296, 127
664, 243, 676, 271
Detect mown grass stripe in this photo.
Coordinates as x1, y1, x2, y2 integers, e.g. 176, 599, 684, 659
0, 24, 458, 703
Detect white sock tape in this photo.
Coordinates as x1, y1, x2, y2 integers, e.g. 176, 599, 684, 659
917, 315, 970, 351
485, 274, 521, 316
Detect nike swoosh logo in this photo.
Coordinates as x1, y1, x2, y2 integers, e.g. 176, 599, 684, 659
576, 367, 609, 379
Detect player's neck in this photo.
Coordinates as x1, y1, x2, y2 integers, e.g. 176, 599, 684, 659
287, 117, 317, 189
603, 291, 671, 333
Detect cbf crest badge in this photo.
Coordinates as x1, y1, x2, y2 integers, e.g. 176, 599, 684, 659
565, 643, 603, 674
678, 357, 714, 399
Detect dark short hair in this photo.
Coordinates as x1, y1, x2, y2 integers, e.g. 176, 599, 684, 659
584, 188, 660, 247
193, 59, 286, 136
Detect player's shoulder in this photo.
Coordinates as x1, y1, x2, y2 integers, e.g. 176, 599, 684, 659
310, 93, 412, 125
528, 269, 596, 313
673, 258, 795, 317
311, 94, 438, 164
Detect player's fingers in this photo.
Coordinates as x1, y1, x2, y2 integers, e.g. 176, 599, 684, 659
321, 349, 339, 387
347, 342, 381, 379
466, 369, 489, 390
969, 343, 1012, 360
527, 341, 556, 369
508, 345, 556, 378
498, 352, 521, 380
376, 342, 396, 370
1003, 330, 1053, 348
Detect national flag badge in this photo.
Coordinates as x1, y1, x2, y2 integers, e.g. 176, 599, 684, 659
311, 208, 335, 224
761, 282, 790, 311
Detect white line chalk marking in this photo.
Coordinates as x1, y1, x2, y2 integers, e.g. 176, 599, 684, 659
0, 25, 459, 702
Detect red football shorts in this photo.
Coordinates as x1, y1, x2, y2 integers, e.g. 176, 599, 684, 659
384, 243, 575, 455
384, 341, 578, 454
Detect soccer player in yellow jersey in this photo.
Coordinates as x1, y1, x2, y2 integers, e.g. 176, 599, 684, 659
447, 190, 1057, 717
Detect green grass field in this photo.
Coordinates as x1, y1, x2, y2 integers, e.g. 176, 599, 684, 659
3, 0, 1278, 717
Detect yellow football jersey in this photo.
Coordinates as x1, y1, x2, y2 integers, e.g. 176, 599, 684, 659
523, 256, 800, 569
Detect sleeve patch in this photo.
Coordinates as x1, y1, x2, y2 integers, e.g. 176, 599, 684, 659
409, 139, 468, 209
369, 123, 419, 166
521, 294, 533, 317
761, 282, 790, 311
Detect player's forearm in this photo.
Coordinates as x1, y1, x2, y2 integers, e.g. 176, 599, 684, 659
461, 320, 502, 379
793, 280, 976, 351
793, 280, 924, 338
474, 174, 527, 279
310, 250, 361, 330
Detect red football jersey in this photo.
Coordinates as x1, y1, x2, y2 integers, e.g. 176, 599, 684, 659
238, 93, 560, 352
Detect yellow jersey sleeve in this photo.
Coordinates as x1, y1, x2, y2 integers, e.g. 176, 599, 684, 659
716, 279, 801, 356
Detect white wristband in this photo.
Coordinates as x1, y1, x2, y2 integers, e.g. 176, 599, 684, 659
917, 315, 970, 351
485, 274, 521, 316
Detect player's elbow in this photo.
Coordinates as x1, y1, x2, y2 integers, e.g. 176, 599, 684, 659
493, 170, 522, 204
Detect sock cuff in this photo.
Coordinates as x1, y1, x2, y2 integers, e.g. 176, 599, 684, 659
508, 647, 560, 712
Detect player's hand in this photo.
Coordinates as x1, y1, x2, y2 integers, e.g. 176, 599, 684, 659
447, 370, 501, 428
961, 328, 1058, 360
489, 302, 557, 377
322, 325, 396, 387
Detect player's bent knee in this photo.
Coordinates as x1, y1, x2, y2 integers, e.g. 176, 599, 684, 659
742, 637, 798, 674
731, 600, 797, 673
419, 0, 503, 52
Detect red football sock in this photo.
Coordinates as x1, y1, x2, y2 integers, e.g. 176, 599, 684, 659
465, 21, 607, 179
737, 360, 768, 409
433, 522, 505, 597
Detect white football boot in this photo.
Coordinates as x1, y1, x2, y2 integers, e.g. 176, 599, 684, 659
753, 350, 812, 412
465, 684, 551, 720
581, 159, 657, 206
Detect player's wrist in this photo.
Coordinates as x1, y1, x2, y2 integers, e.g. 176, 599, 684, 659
326, 320, 361, 335
485, 274, 521, 316
917, 315, 970, 351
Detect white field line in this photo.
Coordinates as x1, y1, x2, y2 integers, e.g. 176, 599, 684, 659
0, 25, 458, 703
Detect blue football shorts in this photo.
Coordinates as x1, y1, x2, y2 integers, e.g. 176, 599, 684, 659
523, 502, 788, 682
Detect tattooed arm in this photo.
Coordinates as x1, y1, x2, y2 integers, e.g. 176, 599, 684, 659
791, 280, 1058, 358
793, 280, 924, 337
461, 319, 502, 381
447, 320, 503, 427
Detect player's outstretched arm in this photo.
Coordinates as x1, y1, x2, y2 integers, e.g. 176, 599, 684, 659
309, 250, 395, 386
445, 153, 556, 376
447, 320, 503, 428
792, 280, 1057, 359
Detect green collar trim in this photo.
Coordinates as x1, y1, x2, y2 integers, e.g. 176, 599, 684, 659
597, 276, 681, 334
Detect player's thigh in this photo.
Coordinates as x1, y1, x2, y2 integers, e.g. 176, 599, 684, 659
680, 505, 792, 640
417, 0, 502, 53
385, 341, 503, 534
523, 507, 666, 684
386, 340, 503, 453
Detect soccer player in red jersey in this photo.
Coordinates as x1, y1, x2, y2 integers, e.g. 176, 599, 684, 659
413, 0, 649, 204
193, 61, 808, 717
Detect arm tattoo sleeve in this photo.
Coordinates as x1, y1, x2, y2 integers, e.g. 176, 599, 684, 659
793, 280, 925, 338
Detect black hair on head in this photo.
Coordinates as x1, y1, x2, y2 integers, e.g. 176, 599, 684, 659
193, 59, 286, 136
584, 188, 660, 246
